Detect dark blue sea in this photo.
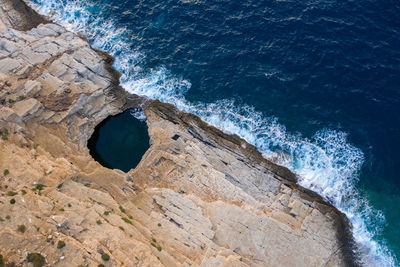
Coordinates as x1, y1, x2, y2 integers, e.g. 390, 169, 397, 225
25, 0, 400, 265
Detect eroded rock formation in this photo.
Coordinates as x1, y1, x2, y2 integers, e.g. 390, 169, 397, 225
0, 1, 357, 266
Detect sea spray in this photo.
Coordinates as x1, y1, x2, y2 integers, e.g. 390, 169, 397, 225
24, 0, 396, 265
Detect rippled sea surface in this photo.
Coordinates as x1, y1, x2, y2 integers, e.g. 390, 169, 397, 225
24, 0, 400, 265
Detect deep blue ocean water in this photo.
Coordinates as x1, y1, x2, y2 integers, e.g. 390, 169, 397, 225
24, 0, 400, 265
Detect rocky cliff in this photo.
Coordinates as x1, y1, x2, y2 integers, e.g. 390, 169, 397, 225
0, 0, 357, 266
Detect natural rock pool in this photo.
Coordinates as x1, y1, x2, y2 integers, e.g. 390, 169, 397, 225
88, 109, 150, 172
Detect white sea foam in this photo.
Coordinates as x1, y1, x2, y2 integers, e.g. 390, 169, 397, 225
130, 108, 147, 121
24, 0, 397, 265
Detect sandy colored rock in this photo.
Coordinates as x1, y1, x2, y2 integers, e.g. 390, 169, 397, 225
0, 17, 5, 30
0, 1, 358, 266
12, 98, 42, 118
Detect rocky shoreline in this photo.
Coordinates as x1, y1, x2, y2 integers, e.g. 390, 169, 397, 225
0, 0, 358, 266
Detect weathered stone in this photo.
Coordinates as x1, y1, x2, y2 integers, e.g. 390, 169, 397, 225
27, 23, 60, 38
0, 57, 20, 73
0, 0, 49, 31
0, 106, 17, 121
0, 39, 19, 55
12, 98, 42, 118
19, 48, 51, 65
23, 80, 41, 96
32, 41, 60, 56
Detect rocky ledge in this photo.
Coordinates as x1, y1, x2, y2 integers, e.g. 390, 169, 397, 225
0, 0, 357, 266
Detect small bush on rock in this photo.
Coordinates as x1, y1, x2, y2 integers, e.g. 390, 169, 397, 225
35, 184, 45, 190
1, 128, 8, 140
101, 253, 110, 261
27, 253, 45, 267
119, 206, 126, 213
17, 225, 26, 233
7, 191, 17, 196
121, 217, 132, 224
57, 240, 65, 249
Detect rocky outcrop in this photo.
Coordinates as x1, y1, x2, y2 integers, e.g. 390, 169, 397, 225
0, 1, 357, 266
0, 0, 48, 31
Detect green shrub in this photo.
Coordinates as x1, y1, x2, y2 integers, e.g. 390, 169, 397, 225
35, 184, 45, 190
18, 95, 25, 100
57, 240, 65, 249
21, 190, 27, 195
1, 128, 8, 141
121, 217, 132, 224
17, 225, 26, 233
96, 220, 102, 225
10, 199, 15, 204
119, 226, 124, 231
7, 191, 17, 196
3, 169, 9, 176
0, 254, 4, 267
158, 223, 161, 227
57, 183, 63, 189
150, 243, 162, 251
103, 211, 109, 216
152, 238, 157, 243
119, 206, 126, 213
98, 265, 105, 267
84, 183, 91, 187
27, 253, 45, 267
8, 99, 15, 104
59, 208, 64, 212
101, 253, 110, 261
